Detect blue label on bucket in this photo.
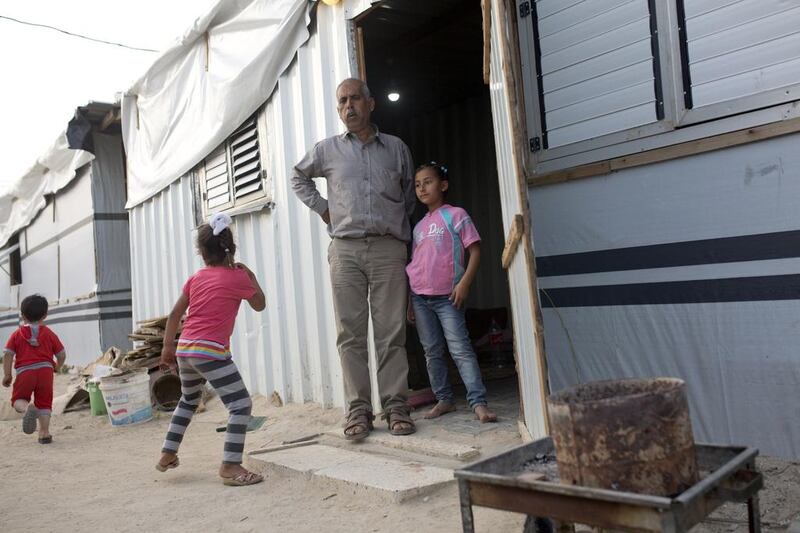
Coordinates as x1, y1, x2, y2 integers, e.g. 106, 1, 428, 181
109, 406, 152, 426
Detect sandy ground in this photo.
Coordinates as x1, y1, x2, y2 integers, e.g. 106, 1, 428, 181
1, 374, 797, 533
0, 374, 524, 533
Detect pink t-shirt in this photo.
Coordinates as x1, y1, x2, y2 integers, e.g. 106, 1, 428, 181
180, 266, 256, 346
406, 204, 481, 296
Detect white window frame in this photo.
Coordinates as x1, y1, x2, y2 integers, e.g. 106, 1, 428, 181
516, 0, 800, 176
197, 108, 272, 219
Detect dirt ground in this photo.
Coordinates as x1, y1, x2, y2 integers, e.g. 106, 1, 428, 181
1, 374, 797, 533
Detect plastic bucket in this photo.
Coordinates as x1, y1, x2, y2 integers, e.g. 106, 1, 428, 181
99, 370, 153, 426
86, 381, 107, 416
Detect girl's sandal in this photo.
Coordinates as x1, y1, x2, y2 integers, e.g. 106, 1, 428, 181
384, 409, 417, 436
222, 471, 264, 486
155, 457, 180, 472
344, 409, 374, 441
38, 436, 53, 444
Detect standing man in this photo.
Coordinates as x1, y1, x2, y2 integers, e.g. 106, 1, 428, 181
292, 78, 416, 440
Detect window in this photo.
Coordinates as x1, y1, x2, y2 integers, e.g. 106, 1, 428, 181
676, 0, 800, 124
516, 0, 800, 173
9, 234, 21, 286
197, 112, 270, 216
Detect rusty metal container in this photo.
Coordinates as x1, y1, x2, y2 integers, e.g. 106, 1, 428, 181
547, 378, 698, 496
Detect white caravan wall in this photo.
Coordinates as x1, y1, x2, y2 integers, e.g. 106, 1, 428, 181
531, 133, 800, 458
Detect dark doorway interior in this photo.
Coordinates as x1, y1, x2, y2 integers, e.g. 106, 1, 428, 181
358, 1, 516, 397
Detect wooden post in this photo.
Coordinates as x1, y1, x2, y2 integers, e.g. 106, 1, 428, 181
482, 0, 492, 84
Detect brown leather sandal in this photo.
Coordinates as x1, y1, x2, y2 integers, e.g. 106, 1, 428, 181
383, 408, 416, 436
344, 409, 374, 441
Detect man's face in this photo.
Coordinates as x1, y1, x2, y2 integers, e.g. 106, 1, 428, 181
337, 81, 374, 132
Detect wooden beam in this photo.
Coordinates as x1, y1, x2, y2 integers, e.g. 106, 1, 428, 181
482, 0, 491, 84
501, 214, 524, 269
529, 116, 800, 188
99, 109, 120, 131
356, 26, 367, 82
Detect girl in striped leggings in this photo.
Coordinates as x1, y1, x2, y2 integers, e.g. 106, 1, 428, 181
156, 213, 266, 486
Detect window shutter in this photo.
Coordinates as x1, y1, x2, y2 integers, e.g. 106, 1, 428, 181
229, 116, 262, 199
204, 144, 231, 210
533, 0, 660, 148
680, 0, 800, 110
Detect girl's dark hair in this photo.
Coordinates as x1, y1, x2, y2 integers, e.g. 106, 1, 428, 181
196, 224, 236, 267
415, 161, 449, 181
21, 294, 48, 322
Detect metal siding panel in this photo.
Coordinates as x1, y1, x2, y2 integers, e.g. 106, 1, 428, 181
546, 81, 654, 130
545, 59, 653, 111
691, 56, 800, 107
539, 17, 651, 74
542, 40, 653, 93
129, 6, 349, 407
539, 0, 649, 56
537, 0, 635, 37
548, 102, 655, 147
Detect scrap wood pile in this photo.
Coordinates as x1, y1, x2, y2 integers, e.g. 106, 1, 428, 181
123, 315, 181, 370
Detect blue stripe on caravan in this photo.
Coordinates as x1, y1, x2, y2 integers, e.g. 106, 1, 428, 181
536, 229, 800, 277
539, 273, 800, 308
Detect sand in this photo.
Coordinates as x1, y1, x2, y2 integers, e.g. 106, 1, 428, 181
1, 374, 797, 533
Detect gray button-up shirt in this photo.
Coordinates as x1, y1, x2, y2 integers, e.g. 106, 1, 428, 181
292, 128, 416, 242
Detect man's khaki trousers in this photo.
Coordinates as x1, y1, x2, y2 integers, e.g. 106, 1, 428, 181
328, 236, 409, 414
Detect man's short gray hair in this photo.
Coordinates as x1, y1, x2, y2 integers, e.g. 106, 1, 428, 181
337, 78, 372, 99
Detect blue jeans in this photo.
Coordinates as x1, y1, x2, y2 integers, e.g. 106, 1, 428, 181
411, 293, 487, 408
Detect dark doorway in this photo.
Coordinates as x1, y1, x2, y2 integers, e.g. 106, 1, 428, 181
357, 0, 517, 402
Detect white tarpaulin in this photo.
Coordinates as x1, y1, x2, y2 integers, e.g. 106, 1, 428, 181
122, 0, 314, 208
0, 133, 94, 247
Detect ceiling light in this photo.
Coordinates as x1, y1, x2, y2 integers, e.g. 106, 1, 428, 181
388, 92, 400, 102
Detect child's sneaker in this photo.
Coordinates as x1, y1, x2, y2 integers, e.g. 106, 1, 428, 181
22, 404, 38, 434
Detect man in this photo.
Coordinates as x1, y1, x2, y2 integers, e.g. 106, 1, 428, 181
292, 78, 416, 440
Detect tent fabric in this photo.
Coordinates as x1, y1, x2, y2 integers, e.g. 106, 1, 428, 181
122, 0, 314, 208
0, 132, 94, 248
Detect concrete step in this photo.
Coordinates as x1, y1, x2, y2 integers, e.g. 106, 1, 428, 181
248, 443, 455, 502
324, 427, 481, 462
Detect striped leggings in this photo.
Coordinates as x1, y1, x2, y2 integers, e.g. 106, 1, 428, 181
162, 357, 252, 464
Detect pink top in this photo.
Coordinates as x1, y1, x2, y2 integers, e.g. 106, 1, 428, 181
406, 204, 481, 296
180, 266, 256, 346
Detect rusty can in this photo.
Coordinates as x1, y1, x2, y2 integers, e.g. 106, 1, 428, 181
547, 378, 698, 496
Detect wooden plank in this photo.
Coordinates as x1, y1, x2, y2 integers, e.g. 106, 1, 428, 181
496, 0, 552, 435
356, 26, 367, 83
247, 440, 318, 456
529, 116, 800, 187
100, 108, 120, 131
482, 0, 491, 85
501, 214, 524, 269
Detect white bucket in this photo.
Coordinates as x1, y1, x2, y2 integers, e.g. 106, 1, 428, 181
99, 370, 153, 426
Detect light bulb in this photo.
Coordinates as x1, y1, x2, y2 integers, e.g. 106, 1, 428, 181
388, 92, 400, 102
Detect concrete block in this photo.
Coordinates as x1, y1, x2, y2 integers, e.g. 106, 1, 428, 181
251, 443, 455, 502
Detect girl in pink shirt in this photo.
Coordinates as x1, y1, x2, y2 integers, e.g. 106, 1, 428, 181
406, 163, 497, 423
156, 214, 267, 486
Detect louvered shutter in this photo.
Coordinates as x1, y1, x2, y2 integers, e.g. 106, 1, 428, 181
204, 144, 231, 210
531, 0, 661, 148
680, 0, 800, 110
229, 116, 263, 199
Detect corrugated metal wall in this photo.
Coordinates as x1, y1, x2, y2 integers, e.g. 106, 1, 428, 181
129, 4, 352, 407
